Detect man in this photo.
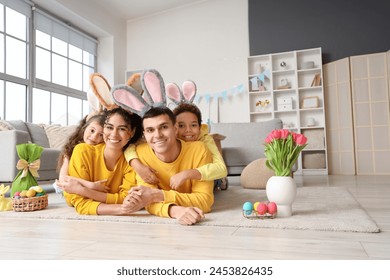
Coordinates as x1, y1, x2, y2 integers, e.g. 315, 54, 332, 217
122, 106, 214, 225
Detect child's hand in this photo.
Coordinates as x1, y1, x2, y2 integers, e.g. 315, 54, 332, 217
132, 159, 159, 185
169, 171, 188, 190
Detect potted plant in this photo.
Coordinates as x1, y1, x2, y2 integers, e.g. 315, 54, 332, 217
264, 129, 307, 217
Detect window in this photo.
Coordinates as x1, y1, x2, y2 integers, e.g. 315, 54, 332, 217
0, 0, 97, 124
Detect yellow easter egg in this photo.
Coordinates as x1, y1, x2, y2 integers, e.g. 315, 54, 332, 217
253, 202, 260, 211
30, 186, 43, 193
26, 189, 36, 198
20, 190, 28, 197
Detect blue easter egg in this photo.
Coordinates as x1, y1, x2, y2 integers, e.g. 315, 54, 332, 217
14, 195, 20, 199
242, 201, 253, 215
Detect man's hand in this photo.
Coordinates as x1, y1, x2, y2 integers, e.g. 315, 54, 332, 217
121, 186, 163, 213
169, 205, 205, 225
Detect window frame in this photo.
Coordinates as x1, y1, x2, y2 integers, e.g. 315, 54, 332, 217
0, 0, 97, 125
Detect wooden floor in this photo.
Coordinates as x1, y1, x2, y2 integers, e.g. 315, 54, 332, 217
1, 175, 389, 260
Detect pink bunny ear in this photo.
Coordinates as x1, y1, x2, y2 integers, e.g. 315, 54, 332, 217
111, 85, 151, 117
166, 83, 182, 105
182, 80, 197, 103
90, 73, 118, 110
141, 69, 166, 107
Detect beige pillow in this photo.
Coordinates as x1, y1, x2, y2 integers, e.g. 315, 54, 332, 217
240, 158, 275, 189
43, 124, 78, 149
0, 120, 14, 131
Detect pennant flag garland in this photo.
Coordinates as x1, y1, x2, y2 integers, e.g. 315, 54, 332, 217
194, 83, 246, 105
257, 69, 271, 83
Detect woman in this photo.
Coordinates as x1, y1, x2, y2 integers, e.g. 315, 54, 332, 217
56, 107, 143, 215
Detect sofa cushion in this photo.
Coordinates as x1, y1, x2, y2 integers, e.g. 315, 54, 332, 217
43, 124, 78, 149
26, 122, 50, 148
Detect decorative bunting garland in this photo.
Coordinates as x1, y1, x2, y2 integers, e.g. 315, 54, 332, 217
193, 83, 246, 104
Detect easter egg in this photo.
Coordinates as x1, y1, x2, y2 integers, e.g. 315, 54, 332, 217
14, 195, 20, 199
26, 189, 36, 198
242, 201, 253, 215
19, 190, 27, 197
253, 202, 260, 211
267, 202, 277, 214
257, 202, 268, 215
14, 191, 21, 197
30, 186, 43, 193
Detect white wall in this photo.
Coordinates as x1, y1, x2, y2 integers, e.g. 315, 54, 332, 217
126, 0, 250, 123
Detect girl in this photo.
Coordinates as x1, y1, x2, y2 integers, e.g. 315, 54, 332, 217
54, 113, 107, 195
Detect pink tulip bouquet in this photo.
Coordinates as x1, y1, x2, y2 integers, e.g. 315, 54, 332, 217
264, 129, 308, 176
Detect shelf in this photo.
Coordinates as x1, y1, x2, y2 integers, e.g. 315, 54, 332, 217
248, 47, 327, 174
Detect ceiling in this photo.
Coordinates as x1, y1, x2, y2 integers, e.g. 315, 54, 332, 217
86, 0, 205, 21
32, 0, 204, 21
31, 0, 205, 37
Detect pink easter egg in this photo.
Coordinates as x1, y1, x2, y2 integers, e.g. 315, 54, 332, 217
267, 202, 277, 214
257, 202, 268, 215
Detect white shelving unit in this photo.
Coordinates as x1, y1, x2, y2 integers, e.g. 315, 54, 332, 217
248, 47, 327, 175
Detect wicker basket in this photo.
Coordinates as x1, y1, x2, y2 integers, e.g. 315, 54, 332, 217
12, 194, 48, 212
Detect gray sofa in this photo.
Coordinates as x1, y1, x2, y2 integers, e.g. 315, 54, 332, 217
209, 119, 283, 176
0, 120, 76, 183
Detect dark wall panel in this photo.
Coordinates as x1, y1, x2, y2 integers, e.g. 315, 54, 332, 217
249, 0, 390, 63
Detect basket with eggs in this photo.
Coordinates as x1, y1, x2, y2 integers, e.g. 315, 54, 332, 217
12, 186, 48, 212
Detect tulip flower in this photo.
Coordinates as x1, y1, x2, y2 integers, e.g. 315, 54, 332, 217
264, 129, 308, 176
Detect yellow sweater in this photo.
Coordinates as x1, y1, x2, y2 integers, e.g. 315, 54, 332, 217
197, 124, 227, 180
124, 124, 227, 181
64, 143, 136, 215
135, 139, 214, 218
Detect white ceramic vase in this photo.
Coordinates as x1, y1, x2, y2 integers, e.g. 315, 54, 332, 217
266, 176, 297, 217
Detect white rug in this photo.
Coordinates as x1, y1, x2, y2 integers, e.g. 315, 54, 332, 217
0, 186, 380, 233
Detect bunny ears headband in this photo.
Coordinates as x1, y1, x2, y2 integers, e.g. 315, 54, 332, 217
111, 69, 167, 117
165, 80, 197, 105
110, 68, 197, 117
87, 72, 144, 114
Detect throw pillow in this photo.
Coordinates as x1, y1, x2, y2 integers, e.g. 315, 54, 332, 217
0, 120, 14, 131
26, 122, 50, 148
43, 124, 78, 150
240, 158, 275, 189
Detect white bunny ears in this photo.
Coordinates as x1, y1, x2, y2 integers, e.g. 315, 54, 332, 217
111, 69, 167, 117
165, 80, 197, 105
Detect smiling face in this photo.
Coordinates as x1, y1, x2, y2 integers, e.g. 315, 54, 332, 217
103, 113, 134, 151
143, 113, 179, 162
176, 111, 201, 142
83, 120, 104, 145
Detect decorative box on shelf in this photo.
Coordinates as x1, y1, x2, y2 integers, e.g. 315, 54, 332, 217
277, 97, 293, 111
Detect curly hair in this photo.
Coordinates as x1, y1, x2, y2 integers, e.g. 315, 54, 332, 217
57, 113, 105, 171
104, 107, 143, 150
172, 103, 202, 125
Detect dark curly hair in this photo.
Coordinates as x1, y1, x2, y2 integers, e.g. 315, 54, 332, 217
104, 107, 143, 150
57, 113, 105, 171
172, 103, 202, 125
